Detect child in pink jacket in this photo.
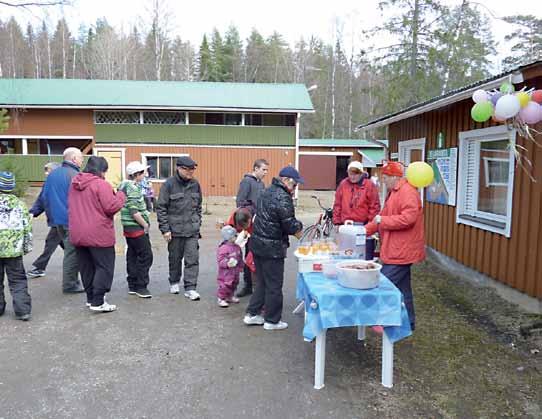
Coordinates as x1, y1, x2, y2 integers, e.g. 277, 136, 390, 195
217, 225, 244, 307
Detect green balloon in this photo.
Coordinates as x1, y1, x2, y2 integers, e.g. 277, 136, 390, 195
471, 101, 493, 122
500, 82, 515, 94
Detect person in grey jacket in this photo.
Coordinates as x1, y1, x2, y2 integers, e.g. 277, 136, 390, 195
156, 156, 202, 301
235, 158, 268, 297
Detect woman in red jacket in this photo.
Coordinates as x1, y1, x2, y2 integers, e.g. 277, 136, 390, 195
365, 161, 425, 331
68, 156, 126, 312
333, 160, 381, 259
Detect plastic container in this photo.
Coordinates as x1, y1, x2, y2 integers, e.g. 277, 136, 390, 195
337, 220, 366, 259
322, 260, 338, 278
335, 260, 382, 289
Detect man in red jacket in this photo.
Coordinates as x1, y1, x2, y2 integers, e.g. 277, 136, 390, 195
333, 160, 380, 259
365, 161, 425, 331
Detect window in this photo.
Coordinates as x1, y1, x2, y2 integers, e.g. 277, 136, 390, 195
143, 111, 185, 125
245, 114, 263, 126
189, 113, 204, 124
457, 126, 515, 237
95, 111, 140, 124
225, 113, 242, 125
205, 113, 225, 125
143, 155, 189, 180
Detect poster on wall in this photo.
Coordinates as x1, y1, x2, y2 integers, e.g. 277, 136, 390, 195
426, 148, 457, 206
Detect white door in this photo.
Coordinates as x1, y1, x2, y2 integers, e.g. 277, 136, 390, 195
398, 138, 426, 201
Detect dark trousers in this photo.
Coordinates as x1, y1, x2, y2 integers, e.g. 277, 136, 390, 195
0, 256, 31, 316
240, 238, 252, 289
381, 264, 415, 330
32, 227, 64, 271
246, 256, 285, 324
126, 234, 153, 291
55, 226, 80, 291
168, 237, 199, 291
76, 246, 115, 306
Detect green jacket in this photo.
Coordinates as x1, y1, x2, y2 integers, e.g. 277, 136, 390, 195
119, 180, 149, 232
0, 193, 32, 258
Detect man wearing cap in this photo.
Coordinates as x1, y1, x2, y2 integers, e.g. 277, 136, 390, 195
118, 161, 153, 299
243, 166, 303, 330
332, 160, 381, 259
0, 171, 33, 321
156, 156, 202, 301
365, 161, 425, 331
42, 147, 85, 294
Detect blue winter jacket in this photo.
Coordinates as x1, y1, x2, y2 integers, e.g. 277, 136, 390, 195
42, 161, 80, 227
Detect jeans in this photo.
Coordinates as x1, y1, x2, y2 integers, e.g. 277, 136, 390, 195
246, 256, 285, 324
381, 264, 415, 330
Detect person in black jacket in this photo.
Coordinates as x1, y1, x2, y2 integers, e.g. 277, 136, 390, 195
156, 156, 202, 301
243, 166, 303, 330
235, 158, 269, 298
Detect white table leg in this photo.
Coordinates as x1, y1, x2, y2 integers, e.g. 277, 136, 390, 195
381, 331, 394, 388
357, 326, 366, 341
292, 301, 305, 314
314, 329, 327, 389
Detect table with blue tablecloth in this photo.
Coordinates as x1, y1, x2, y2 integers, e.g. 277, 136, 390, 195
295, 271, 412, 389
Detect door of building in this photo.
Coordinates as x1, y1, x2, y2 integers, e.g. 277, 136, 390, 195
398, 138, 426, 201
95, 148, 124, 187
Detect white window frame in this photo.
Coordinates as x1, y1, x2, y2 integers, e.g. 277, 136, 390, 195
141, 153, 189, 183
482, 156, 509, 187
457, 125, 516, 238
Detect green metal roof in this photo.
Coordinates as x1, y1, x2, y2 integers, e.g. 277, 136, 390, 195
359, 148, 386, 167
299, 138, 388, 147
0, 79, 314, 112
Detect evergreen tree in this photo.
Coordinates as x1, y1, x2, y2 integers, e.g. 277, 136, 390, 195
223, 25, 243, 81
209, 28, 224, 81
198, 34, 211, 81
502, 15, 542, 70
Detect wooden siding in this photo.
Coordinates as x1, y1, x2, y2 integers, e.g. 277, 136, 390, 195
3, 109, 95, 136
96, 144, 295, 197
388, 78, 542, 299
95, 124, 296, 146
299, 155, 337, 190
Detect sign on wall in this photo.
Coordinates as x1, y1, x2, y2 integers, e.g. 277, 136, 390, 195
426, 148, 457, 206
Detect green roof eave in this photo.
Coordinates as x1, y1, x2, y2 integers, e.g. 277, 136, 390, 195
299, 138, 388, 148
0, 79, 314, 112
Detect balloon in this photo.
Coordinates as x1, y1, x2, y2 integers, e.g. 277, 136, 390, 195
472, 89, 489, 103
518, 101, 542, 124
531, 90, 542, 104
516, 91, 530, 108
406, 162, 434, 188
500, 82, 515, 94
491, 114, 506, 123
490, 92, 503, 106
495, 94, 521, 119
471, 101, 493, 122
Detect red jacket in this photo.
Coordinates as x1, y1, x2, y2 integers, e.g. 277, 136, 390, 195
333, 176, 380, 225
68, 173, 126, 248
365, 178, 425, 265
226, 207, 254, 234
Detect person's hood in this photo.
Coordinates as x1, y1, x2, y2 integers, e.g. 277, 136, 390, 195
244, 173, 260, 182
72, 172, 101, 191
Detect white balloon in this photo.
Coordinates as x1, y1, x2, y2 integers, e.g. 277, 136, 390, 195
472, 89, 489, 103
495, 94, 521, 119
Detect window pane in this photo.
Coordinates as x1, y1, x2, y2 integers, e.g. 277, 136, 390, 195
284, 114, 296, 126
147, 157, 158, 179
225, 113, 242, 125
477, 140, 509, 216
95, 111, 140, 124
143, 112, 185, 125
189, 113, 204, 124
159, 157, 171, 180
205, 113, 225, 125
246, 114, 262, 126
263, 114, 283, 126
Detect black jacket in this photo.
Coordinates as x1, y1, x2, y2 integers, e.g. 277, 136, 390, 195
236, 173, 265, 210
156, 172, 202, 238
250, 177, 303, 259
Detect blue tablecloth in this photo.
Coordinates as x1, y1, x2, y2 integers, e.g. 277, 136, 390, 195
296, 272, 412, 343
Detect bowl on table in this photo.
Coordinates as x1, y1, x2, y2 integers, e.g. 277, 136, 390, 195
335, 260, 382, 289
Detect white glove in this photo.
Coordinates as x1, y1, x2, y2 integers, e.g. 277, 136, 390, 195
235, 231, 249, 247
227, 257, 238, 268
375, 215, 382, 224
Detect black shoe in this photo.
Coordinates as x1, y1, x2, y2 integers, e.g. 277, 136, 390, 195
63, 285, 85, 294
27, 268, 46, 278
16, 313, 31, 321
0, 305, 5, 316
236, 287, 253, 298
134, 288, 152, 298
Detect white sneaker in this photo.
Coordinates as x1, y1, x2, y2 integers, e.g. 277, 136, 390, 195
184, 290, 200, 301
263, 321, 288, 330
170, 283, 180, 294
243, 314, 265, 326
217, 298, 229, 307
89, 302, 117, 313
227, 296, 240, 304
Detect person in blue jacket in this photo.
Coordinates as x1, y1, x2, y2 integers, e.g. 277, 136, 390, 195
42, 148, 85, 293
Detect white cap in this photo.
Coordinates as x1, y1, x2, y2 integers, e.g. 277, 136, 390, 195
126, 161, 148, 176
347, 161, 364, 172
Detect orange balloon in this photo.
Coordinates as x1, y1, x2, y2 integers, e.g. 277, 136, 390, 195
532, 90, 542, 104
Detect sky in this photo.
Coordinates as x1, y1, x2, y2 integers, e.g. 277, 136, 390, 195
7, 0, 542, 72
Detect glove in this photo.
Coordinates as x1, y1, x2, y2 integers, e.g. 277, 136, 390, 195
227, 257, 238, 268
235, 231, 249, 247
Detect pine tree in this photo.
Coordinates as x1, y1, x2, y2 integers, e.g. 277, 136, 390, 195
209, 28, 224, 81
223, 25, 243, 82
198, 34, 212, 81
502, 15, 542, 70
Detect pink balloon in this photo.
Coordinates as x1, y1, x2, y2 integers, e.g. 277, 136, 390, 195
518, 101, 542, 124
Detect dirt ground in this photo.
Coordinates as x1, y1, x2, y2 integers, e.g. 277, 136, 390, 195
0, 189, 540, 418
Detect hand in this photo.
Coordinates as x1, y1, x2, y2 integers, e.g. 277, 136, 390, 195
143, 223, 150, 234
235, 231, 248, 247
163, 231, 172, 242
227, 257, 238, 268
375, 215, 382, 224
294, 230, 303, 240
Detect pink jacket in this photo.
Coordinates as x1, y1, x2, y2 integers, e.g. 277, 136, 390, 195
216, 241, 244, 285
68, 172, 126, 247
366, 178, 425, 265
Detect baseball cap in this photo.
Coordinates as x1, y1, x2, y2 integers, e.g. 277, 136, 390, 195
126, 161, 148, 176
176, 156, 197, 168
382, 161, 404, 177
347, 161, 364, 172
278, 166, 304, 184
